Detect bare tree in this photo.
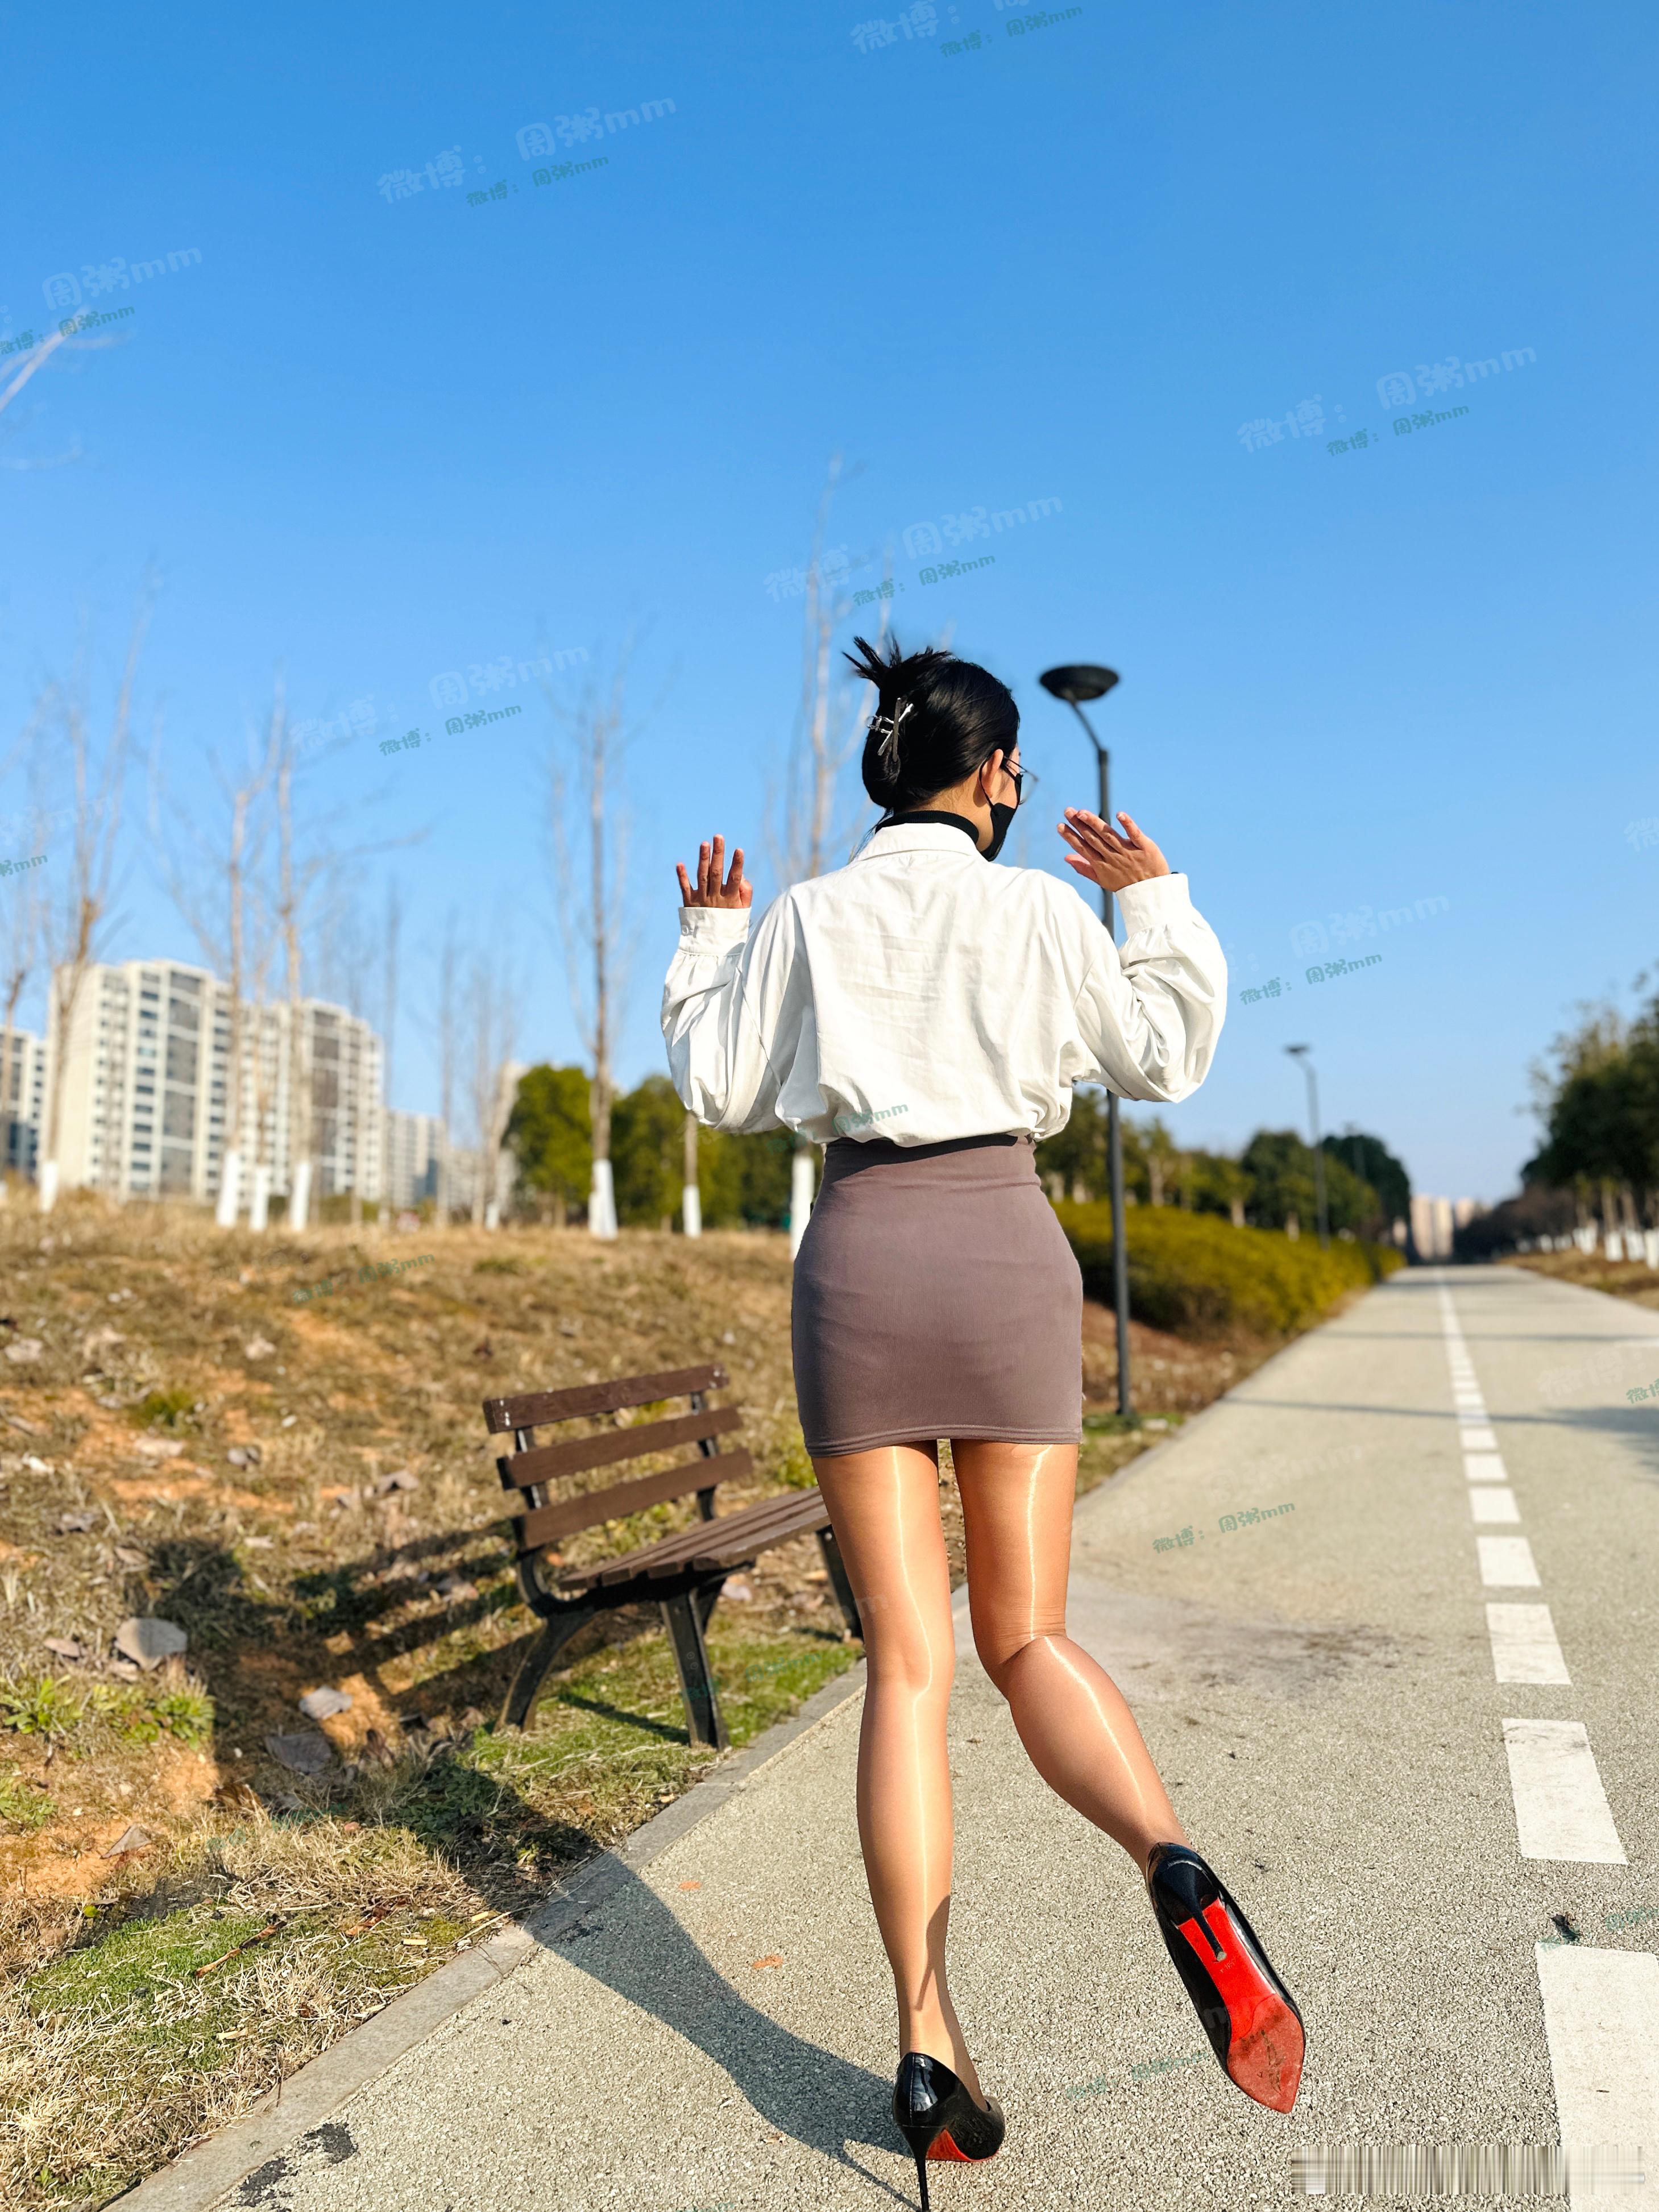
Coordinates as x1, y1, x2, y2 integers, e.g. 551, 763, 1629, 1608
38, 584, 156, 1210
544, 648, 648, 1239
464, 940, 520, 1227
0, 817, 48, 1199
765, 459, 887, 1252
433, 909, 459, 1228
150, 679, 281, 1229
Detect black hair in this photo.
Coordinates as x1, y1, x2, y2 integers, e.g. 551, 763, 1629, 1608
844, 633, 1019, 815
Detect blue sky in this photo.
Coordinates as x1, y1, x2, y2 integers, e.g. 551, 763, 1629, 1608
2, 0, 1654, 1200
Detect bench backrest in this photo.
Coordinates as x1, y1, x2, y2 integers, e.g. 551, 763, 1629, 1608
484, 1363, 750, 1558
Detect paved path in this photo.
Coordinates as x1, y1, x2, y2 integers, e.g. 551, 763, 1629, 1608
181, 1265, 1659, 2210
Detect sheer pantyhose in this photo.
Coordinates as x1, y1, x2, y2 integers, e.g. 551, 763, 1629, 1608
814, 1439, 1189, 2096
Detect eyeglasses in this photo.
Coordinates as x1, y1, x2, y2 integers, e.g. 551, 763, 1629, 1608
997, 757, 1035, 804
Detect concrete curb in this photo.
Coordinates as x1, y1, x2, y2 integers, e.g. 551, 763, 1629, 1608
107, 1312, 1353, 2211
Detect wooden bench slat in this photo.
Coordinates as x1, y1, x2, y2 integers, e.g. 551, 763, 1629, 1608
553, 1489, 828, 1592
514, 1451, 752, 1553
498, 1405, 741, 1492
483, 1366, 727, 1435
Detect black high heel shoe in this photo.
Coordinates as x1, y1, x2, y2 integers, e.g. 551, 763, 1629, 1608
1144, 1841, 1304, 2114
893, 2052, 1006, 2212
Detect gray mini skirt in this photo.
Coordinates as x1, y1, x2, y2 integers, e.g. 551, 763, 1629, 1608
791, 1131, 1084, 1459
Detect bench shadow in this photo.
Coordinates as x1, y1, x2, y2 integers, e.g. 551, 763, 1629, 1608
526, 1861, 908, 2197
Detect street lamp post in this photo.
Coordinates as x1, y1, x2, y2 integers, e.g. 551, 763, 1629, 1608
1039, 662, 1132, 1418
1285, 1044, 1329, 1247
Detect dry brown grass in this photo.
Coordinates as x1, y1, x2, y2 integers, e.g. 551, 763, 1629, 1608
1503, 1246, 1659, 1312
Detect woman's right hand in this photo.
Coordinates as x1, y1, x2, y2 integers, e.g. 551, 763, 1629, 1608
677, 832, 752, 910
1057, 808, 1171, 894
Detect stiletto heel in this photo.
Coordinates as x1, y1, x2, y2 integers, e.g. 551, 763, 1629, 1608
1144, 1841, 1305, 2114
893, 2052, 1006, 2211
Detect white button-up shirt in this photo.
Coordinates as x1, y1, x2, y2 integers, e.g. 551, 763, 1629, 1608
662, 819, 1227, 1146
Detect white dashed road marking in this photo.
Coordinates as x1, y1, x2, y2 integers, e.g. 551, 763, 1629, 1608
1486, 1603, 1571, 1685
1463, 1451, 1508, 1482
1502, 1718, 1627, 1864
1478, 1535, 1542, 1587
1470, 1486, 1521, 1524
1534, 1946, 1659, 2209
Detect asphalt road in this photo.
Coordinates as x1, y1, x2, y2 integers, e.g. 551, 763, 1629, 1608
257, 1263, 1659, 2211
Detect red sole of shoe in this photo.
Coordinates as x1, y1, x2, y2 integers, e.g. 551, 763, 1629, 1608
928, 2132, 999, 2165
1176, 1901, 1304, 2114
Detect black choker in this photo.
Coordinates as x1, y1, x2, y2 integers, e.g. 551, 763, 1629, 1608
880, 810, 982, 848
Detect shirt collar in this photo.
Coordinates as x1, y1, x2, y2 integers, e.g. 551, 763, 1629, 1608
858, 814, 984, 860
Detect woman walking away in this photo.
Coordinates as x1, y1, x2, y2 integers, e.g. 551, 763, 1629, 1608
663, 636, 1303, 2206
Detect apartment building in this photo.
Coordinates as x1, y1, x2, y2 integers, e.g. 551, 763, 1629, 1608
0, 1024, 47, 1177
49, 959, 384, 1207
383, 1107, 443, 1210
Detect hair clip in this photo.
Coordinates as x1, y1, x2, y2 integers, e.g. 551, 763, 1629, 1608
869, 696, 913, 775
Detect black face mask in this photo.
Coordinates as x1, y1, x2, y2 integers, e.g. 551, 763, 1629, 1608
982, 801, 1017, 863
981, 762, 1027, 862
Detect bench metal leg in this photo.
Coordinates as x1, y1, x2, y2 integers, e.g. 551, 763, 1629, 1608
816, 1526, 863, 1641
500, 1601, 599, 1730
662, 1590, 728, 1751
693, 1574, 727, 1634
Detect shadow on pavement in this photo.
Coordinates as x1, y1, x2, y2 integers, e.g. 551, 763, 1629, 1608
531, 1865, 910, 2201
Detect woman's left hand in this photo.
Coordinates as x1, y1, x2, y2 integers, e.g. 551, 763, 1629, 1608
677, 832, 753, 910
1057, 808, 1170, 893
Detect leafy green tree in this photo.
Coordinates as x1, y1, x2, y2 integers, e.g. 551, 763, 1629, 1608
506, 1064, 591, 1224
611, 1074, 684, 1227
1242, 1128, 1378, 1235
1322, 1130, 1411, 1231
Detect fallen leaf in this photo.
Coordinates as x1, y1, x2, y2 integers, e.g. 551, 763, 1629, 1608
133, 1437, 185, 1460
374, 1468, 418, 1493
114, 1546, 147, 1569
80, 1326, 125, 1358
3, 1338, 43, 1364
102, 1824, 153, 1858
115, 1617, 188, 1669
436, 1574, 478, 1603
264, 1730, 334, 1776
243, 1337, 276, 1360
751, 1954, 783, 1970
43, 1636, 87, 1661
298, 1686, 352, 1720
55, 1511, 98, 1534
678, 1880, 702, 1891
3, 1412, 43, 1434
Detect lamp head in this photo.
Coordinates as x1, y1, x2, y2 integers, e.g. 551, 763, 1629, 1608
1285, 1044, 1310, 1060
1039, 663, 1119, 705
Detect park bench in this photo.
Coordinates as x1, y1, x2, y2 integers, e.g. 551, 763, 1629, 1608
484, 1362, 861, 1748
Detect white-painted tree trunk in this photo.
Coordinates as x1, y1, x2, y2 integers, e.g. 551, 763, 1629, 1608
789, 1149, 816, 1258
248, 1164, 271, 1232
682, 1184, 702, 1238
484, 1200, 500, 1231
216, 1151, 242, 1229
588, 1158, 617, 1239
38, 1159, 59, 1214
289, 1159, 312, 1234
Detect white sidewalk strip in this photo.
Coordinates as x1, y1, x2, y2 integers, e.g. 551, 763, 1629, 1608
1470, 1487, 1521, 1524
1478, 1535, 1542, 1587
1454, 1392, 1487, 1409
1464, 1451, 1509, 1483
1535, 1946, 1659, 2208
1503, 1720, 1627, 1862
1487, 1604, 1571, 1684
1459, 1425, 1499, 1451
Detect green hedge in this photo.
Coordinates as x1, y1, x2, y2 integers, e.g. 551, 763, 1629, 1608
1054, 1201, 1404, 1339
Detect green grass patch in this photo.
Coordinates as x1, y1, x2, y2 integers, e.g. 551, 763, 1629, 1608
24, 1911, 271, 2025
0, 1674, 215, 1757
0, 1775, 55, 1830
130, 1387, 198, 1430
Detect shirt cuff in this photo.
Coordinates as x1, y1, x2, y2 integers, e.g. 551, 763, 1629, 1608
1116, 871, 1193, 931
678, 904, 752, 946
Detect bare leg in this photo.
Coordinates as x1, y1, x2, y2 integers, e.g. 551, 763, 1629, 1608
952, 1439, 1189, 1870
813, 1444, 985, 2102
